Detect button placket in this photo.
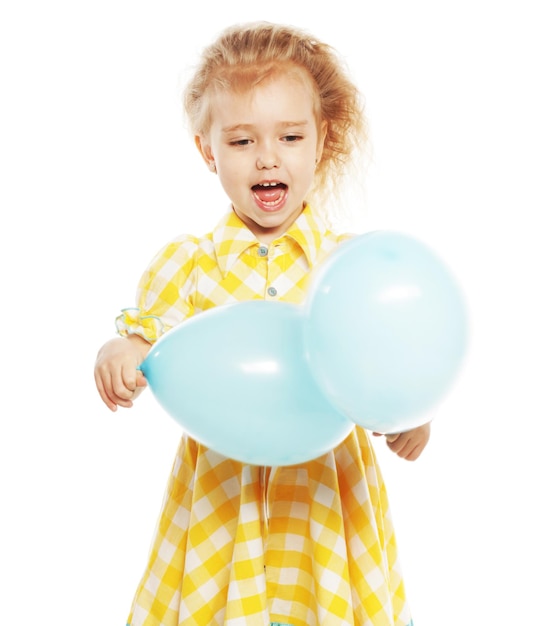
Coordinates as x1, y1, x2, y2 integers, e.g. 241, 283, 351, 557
258, 243, 279, 298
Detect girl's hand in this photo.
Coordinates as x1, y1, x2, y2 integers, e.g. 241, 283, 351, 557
94, 335, 151, 411
373, 422, 431, 461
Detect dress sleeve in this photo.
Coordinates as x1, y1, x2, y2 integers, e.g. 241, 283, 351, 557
115, 235, 199, 343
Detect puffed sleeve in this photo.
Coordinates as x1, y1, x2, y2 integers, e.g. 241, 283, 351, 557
115, 235, 199, 343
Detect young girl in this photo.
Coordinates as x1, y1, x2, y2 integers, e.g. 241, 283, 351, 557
95, 22, 430, 626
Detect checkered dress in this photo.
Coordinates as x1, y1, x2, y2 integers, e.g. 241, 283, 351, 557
116, 206, 413, 626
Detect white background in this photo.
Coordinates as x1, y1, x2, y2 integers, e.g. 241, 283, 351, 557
1, 1, 550, 624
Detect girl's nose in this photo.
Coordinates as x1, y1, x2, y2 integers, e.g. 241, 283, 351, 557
256, 144, 280, 170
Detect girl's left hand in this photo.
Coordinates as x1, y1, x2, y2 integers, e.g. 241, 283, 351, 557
373, 422, 431, 461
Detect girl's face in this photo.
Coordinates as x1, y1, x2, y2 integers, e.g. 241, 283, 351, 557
196, 72, 327, 243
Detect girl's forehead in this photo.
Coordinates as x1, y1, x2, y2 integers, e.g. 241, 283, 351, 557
206, 70, 320, 129
209, 75, 317, 127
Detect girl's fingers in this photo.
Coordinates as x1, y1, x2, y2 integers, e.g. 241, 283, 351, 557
112, 361, 142, 404
136, 370, 148, 387
385, 433, 400, 444
95, 364, 136, 410
94, 337, 150, 410
94, 369, 118, 412
404, 444, 422, 461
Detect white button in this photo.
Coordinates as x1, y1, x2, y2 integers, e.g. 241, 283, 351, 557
267, 287, 277, 297
258, 246, 268, 257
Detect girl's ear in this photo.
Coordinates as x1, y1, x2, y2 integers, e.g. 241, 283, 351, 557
316, 120, 328, 163
195, 135, 217, 172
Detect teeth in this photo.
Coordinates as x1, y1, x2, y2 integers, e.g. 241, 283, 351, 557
259, 182, 279, 187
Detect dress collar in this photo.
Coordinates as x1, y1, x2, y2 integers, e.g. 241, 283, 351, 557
212, 204, 328, 277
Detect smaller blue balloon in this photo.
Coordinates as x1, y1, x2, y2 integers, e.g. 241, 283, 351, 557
304, 231, 468, 434
140, 301, 353, 466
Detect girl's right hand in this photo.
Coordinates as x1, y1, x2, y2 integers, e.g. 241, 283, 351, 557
94, 335, 151, 411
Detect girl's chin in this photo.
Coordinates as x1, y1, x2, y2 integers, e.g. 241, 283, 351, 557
235, 214, 292, 242
234, 202, 303, 237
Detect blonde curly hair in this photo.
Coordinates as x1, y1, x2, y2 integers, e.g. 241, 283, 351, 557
183, 22, 369, 223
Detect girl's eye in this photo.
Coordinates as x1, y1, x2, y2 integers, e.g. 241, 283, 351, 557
282, 135, 302, 143
230, 139, 252, 147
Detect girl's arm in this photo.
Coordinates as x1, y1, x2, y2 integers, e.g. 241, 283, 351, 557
373, 422, 431, 461
94, 334, 151, 411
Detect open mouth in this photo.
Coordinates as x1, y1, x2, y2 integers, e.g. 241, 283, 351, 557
252, 182, 288, 209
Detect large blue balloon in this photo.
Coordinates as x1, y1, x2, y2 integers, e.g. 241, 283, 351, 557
140, 301, 353, 466
304, 231, 468, 434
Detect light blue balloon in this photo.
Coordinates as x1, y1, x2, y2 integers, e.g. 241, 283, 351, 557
140, 301, 353, 466
304, 231, 468, 434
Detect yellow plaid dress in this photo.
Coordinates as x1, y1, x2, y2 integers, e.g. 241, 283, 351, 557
116, 206, 413, 626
